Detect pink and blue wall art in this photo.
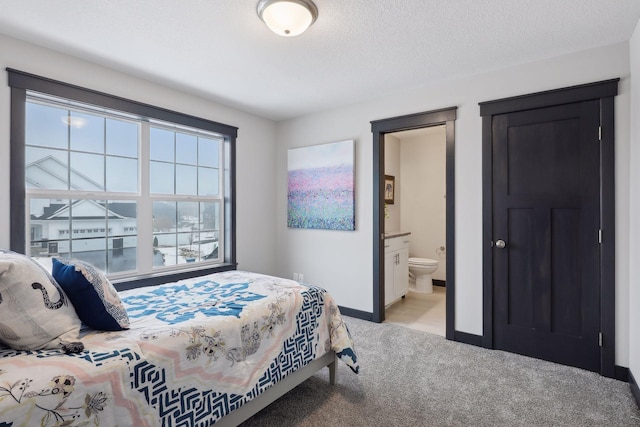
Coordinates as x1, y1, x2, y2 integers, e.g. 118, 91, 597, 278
287, 140, 355, 231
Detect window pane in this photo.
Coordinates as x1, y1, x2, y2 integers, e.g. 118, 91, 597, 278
150, 127, 174, 162
178, 202, 202, 263
154, 232, 176, 267
176, 164, 197, 195
26, 102, 68, 149
177, 202, 199, 230
70, 112, 104, 154
153, 201, 176, 232
71, 238, 107, 270
198, 167, 218, 196
152, 235, 166, 267
107, 201, 137, 237
198, 137, 219, 167
200, 202, 218, 232
106, 118, 138, 158
153, 199, 177, 268
150, 161, 174, 194
176, 133, 197, 165
70, 152, 104, 190
106, 156, 138, 192
108, 236, 137, 273
196, 239, 218, 261
29, 198, 70, 260
25, 147, 68, 190
199, 202, 219, 260
177, 232, 199, 264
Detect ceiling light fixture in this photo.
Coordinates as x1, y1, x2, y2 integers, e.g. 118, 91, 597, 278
257, 0, 318, 37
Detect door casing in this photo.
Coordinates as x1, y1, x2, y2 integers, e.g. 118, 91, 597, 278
480, 79, 619, 378
371, 107, 456, 341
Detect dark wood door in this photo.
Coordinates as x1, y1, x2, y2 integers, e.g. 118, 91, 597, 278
492, 100, 601, 372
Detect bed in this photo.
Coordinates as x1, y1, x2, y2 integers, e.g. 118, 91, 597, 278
0, 261, 359, 427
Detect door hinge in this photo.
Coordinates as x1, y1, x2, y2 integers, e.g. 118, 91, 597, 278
599, 332, 603, 347
598, 229, 602, 244
598, 126, 602, 141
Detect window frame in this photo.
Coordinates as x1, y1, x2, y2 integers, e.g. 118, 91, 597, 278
8, 68, 237, 289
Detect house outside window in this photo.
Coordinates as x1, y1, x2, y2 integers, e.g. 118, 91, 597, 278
9, 69, 237, 284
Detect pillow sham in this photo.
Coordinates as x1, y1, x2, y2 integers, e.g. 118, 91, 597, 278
0, 250, 81, 350
52, 258, 129, 331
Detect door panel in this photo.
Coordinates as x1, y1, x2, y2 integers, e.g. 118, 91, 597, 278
507, 118, 581, 195
551, 208, 581, 336
492, 100, 601, 372
506, 208, 533, 329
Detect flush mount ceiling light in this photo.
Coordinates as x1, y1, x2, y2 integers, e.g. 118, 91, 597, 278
257, 0, 318, 37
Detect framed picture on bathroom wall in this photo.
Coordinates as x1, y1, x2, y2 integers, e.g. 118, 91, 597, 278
384, 175, 395, 204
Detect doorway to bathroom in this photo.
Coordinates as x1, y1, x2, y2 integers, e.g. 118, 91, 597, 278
370, 107, 456, 341
383, 126, 447, 336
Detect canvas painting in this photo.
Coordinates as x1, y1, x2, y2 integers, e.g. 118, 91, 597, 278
287, 140, 355, 230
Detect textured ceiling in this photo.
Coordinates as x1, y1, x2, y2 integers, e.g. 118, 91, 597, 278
1, 0, 639, 121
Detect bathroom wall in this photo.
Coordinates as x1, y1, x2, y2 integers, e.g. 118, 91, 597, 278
384, 134, 401, 232
399, 126, 447, 281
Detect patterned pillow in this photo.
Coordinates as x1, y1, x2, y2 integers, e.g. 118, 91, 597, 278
0, 250, 81, 350
52, 259, 130, 331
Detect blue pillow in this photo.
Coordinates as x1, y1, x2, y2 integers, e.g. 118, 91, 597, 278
52, 258, 129, 331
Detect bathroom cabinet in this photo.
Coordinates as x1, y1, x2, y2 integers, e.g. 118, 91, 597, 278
384, 234, 410, 306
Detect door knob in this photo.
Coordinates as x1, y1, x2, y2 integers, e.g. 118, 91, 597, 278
495, 239, 506, 249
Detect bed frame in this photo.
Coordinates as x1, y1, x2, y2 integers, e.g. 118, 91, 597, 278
216, 351, 337, 426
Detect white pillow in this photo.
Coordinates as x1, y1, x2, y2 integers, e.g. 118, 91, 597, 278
0, 250, 81, 350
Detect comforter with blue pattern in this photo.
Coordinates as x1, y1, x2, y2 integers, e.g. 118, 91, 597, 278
0, 271, 358, 426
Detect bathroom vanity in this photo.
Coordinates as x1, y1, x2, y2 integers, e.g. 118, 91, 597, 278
384, 232, 411, 306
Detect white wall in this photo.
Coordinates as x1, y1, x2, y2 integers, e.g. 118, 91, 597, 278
383, 134, 401, 232
399, 127, 447, 281
275, 42, 631, 367
629, 22, 640, 380
0, 34, 279, 276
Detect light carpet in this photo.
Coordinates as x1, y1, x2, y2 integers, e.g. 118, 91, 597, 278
240, 316, 640, 426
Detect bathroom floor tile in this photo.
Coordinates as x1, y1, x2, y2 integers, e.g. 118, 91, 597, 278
384, 286, 446, 336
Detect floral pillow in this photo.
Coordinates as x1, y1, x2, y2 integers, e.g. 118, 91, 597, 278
0, 250, 81, 350
52, 259, 129, 331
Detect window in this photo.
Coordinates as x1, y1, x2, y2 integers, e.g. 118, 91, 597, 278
9, 69, 237, 284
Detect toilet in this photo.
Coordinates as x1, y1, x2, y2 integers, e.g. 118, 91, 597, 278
408, 257, 439, 294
